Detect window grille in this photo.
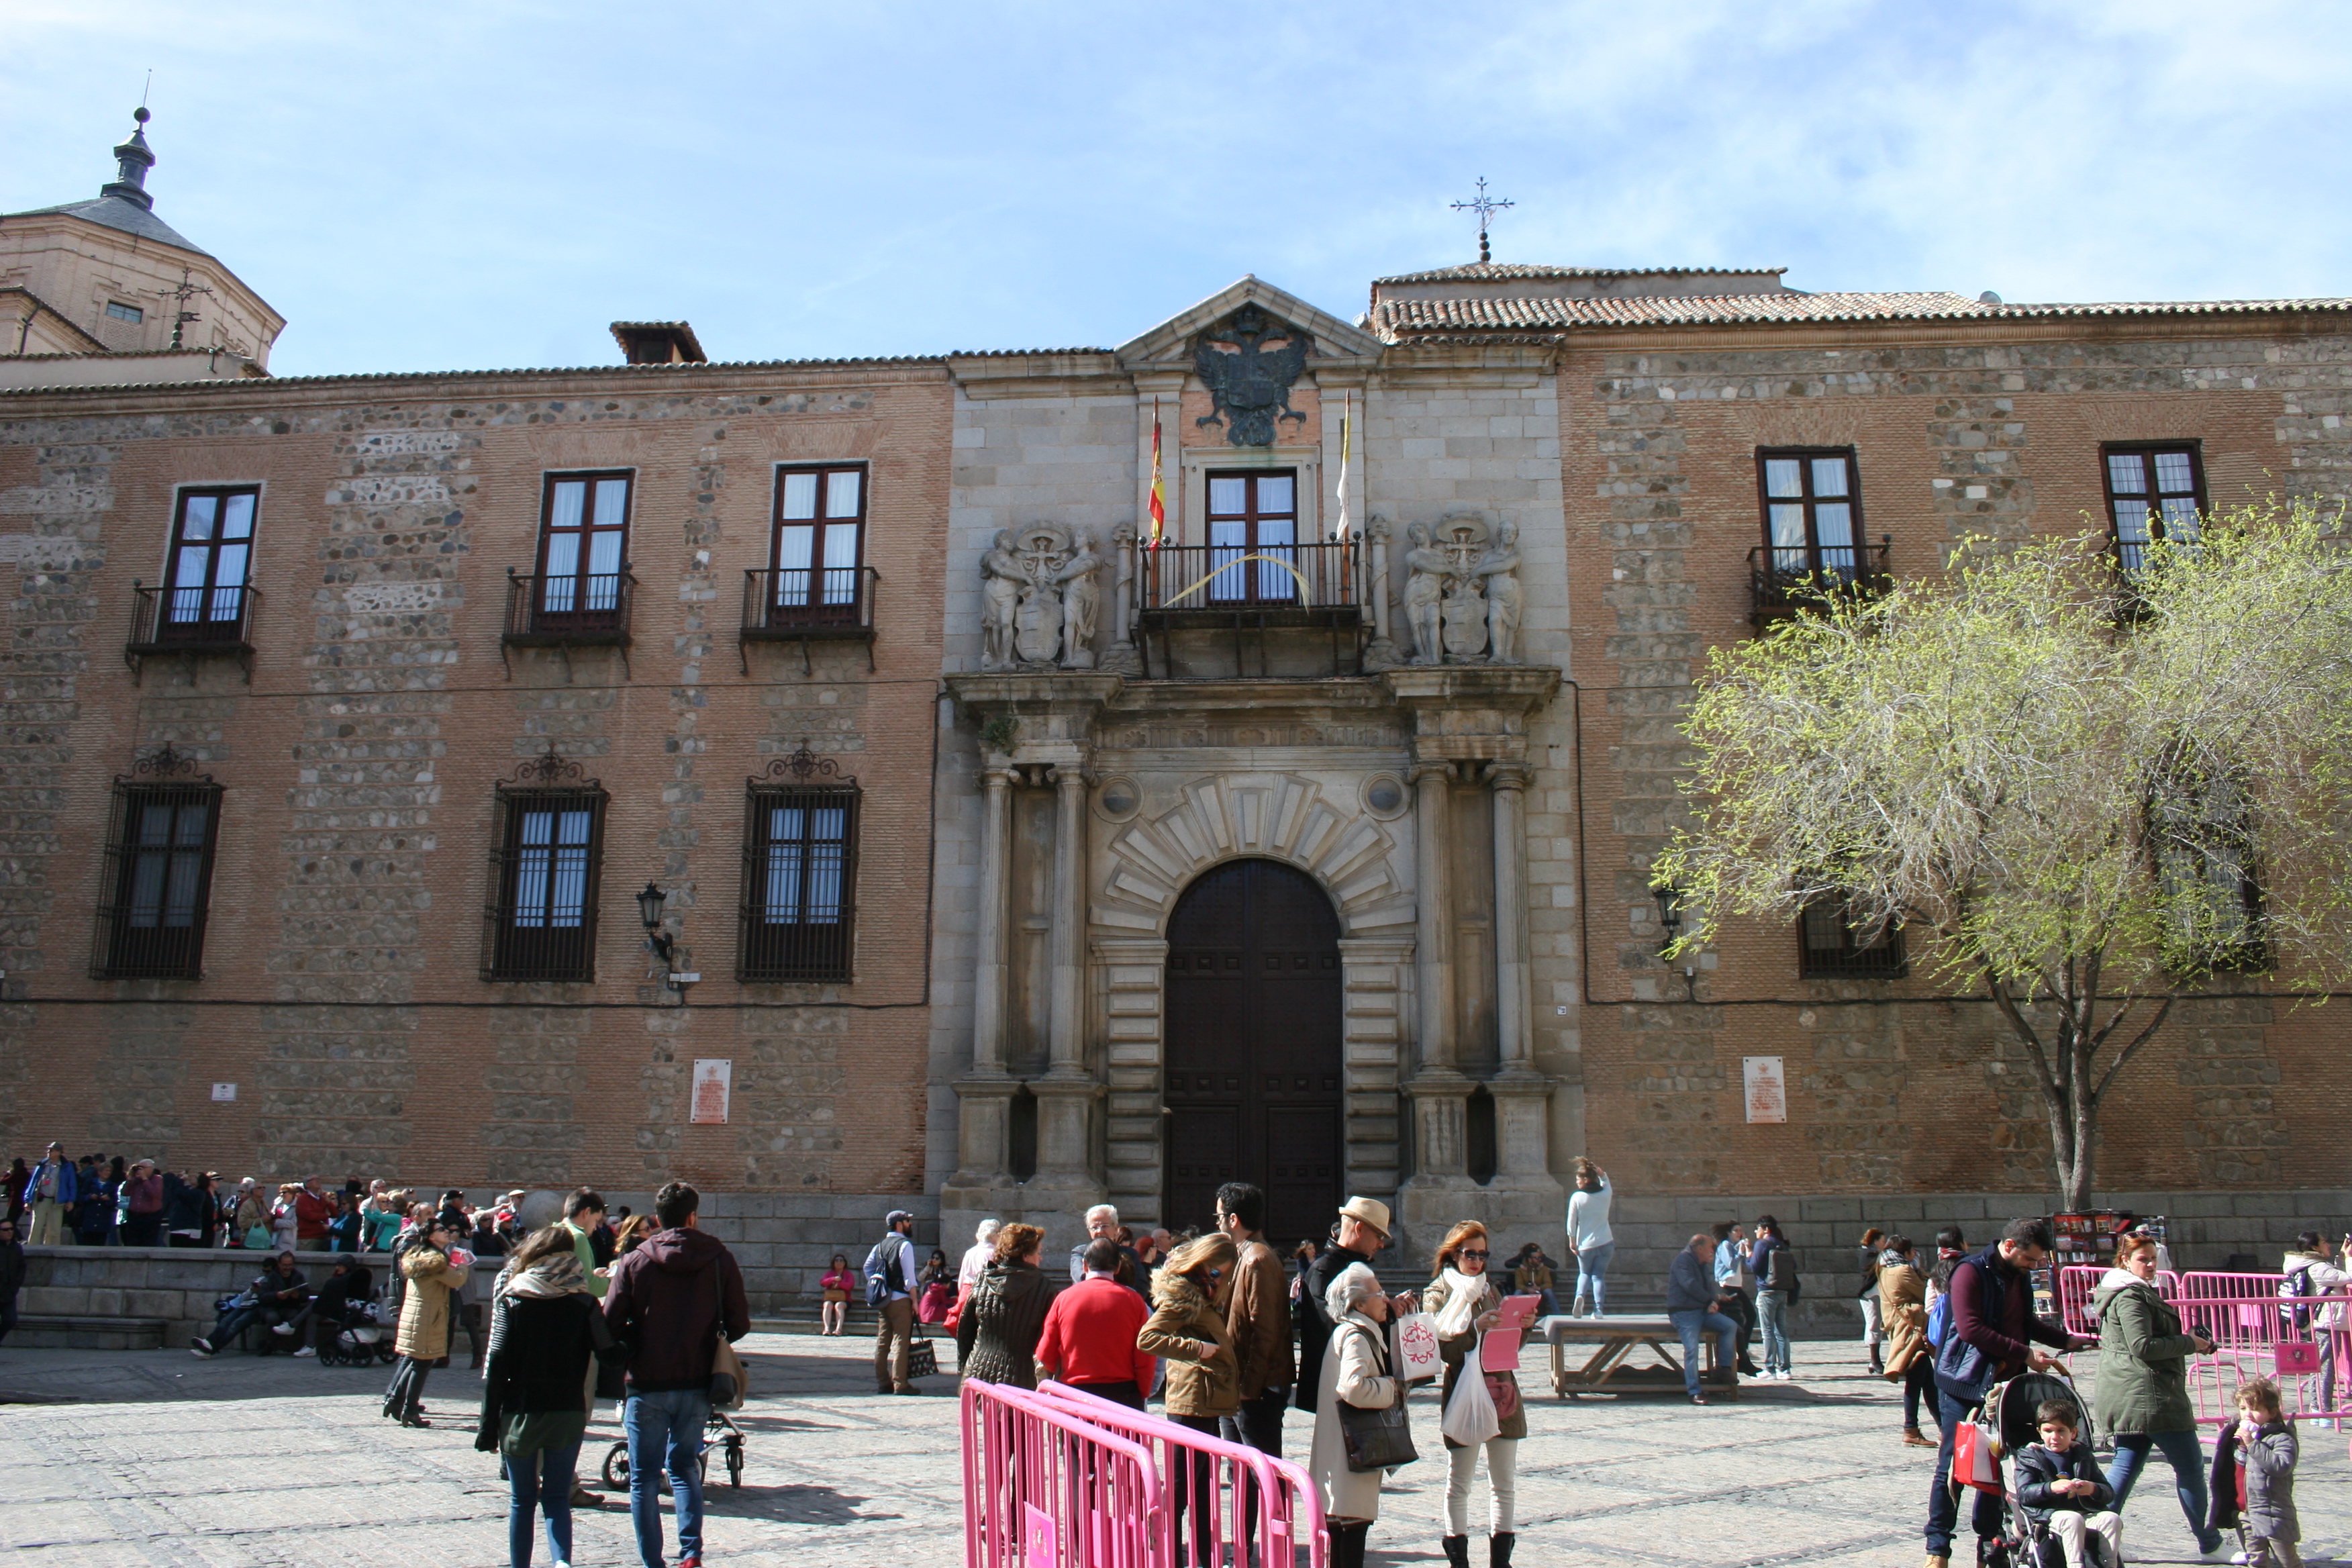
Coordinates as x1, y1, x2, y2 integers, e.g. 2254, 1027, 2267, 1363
738, 750, 860, 981
2150, 768, 2266, 972
93, 752, 223, 979
482, 756, 607, 982
1797, 898, 1906, 979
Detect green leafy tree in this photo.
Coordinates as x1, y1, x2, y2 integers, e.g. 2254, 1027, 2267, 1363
1654, 500, 2352, 1207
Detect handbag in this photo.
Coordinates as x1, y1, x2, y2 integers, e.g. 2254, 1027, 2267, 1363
1950, 1418, 2000, 1494
907, 1324, 939, 1381
243, 1223, 272, 1251
707, 1264, 747, 1410
1335, 1324, 1418, 1473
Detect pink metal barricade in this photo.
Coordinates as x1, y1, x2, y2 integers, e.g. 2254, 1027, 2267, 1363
963, 1377, 1166, 1568
2056, 1263, 2180, 1335
2166, 1288, 2349, 1431
1031, 1379, 1330, 1568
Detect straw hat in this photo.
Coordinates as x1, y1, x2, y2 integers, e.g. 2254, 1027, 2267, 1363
1336, 1196, 1392, 1237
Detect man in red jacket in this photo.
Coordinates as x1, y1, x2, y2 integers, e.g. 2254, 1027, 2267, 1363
293, 1176, 336, 1251
1036, 1238, 1154, 1409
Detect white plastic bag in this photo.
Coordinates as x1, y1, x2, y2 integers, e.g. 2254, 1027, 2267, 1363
1440, 1342, 1502, 1447
1391, 1311, 1443, 1383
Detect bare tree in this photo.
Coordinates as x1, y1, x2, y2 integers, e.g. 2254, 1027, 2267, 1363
1654, 501, 2352, 1207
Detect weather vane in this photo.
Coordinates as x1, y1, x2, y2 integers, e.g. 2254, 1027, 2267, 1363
152, 266, 213, 350
1450, 177, 1514, 264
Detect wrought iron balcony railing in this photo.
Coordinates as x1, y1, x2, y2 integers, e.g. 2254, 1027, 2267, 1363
1749, 537, 1893, 626
125, 581, 259, 685
501, 569, 635, 678
739, 567, 879, 673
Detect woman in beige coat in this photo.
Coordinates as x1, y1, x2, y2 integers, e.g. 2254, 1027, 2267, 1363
1136, 1232, 1239, 1558
1424, 1221, 1526, 1568
1307, 1262, 1406, 1568
1875, 1235, 1936, 1447
383, 1217, 464, 1427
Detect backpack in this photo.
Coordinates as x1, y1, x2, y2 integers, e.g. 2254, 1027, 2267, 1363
867, 1235, 908, 1308
1926, 1289, 1953, 1349
2281, 1263, 2316, 1334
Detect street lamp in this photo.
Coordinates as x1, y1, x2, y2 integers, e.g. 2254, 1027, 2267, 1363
638, 883, 691, 997
1653, 885, 1698, 1001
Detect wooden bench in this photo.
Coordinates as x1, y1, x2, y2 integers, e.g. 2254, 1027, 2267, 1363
1541, 1314, 1738, 1399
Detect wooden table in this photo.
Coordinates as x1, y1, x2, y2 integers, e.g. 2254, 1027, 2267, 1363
1540, 1314, 1739, 1399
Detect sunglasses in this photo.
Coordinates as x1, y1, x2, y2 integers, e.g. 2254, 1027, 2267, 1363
1458, 1249, 1489, 1261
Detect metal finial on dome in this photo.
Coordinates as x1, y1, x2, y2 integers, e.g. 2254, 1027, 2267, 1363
1450, 177, 1514, 265
105, 108, 158, 210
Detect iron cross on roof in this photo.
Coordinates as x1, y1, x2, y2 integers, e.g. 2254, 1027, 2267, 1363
1450, 178, 1514, 264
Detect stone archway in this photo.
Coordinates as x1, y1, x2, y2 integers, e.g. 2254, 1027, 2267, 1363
1162, 858, 1345, 1241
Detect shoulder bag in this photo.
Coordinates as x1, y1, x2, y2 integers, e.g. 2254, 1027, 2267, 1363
708, 1261, 748, 1410
1336, 1323, 1418, 1473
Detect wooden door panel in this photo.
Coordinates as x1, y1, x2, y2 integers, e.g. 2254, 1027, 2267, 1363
1167, 1106, 1240, 1238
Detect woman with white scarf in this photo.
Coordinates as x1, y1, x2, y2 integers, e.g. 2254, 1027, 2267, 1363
1306, 1261, 1405, 1568
477, 1227, 620, 1568
1423, 1221, 1525, 1568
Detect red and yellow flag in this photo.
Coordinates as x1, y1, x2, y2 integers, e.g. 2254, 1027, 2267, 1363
1147, 415, 1166, 548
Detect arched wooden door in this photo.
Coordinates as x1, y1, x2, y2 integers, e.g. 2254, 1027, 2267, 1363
1163, 858, 1343, 1244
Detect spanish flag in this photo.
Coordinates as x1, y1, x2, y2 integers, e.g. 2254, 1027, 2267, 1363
1147, 415, 1166, 549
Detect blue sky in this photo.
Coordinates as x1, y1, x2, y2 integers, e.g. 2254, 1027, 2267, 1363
7, 1, 2346, 378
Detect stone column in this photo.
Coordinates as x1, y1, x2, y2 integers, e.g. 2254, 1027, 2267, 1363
1364, 519, 1402, 670
972, 766, 1013, 1076
1030, 763, 1099, 1191
1488, 762, 1534, 1073
1412, 760, 1456, 1075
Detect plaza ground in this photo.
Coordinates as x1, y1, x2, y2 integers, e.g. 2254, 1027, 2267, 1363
1, 1330, 2343, 1566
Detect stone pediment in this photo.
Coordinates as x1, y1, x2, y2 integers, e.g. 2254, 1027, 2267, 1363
1114, 275, 1383, 371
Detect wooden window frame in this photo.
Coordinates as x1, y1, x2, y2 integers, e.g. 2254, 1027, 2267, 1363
158, 485, 260, 645
1755, 447, 1867, 580
2149, 769, 2267, 974
736, 778, 861, 981
769, 464, 869, 620
1203, 468, 1300, 605
532, 471, 634, 630
481, 783, 609, 982
93, 777, 224, 979
2102, 442, 2207, 574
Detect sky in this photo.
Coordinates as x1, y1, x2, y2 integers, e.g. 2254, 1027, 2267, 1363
6, 1, 2348, 379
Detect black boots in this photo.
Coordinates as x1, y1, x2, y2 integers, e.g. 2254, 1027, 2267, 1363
1328, 1522, 1370, 1568
1490, 1533, 1517, 1567
1442, 1537, 1471, 1568
1869, 1344, 1884, 1376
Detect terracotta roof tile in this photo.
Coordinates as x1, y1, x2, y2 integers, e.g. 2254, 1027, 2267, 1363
1371, 262, 1785, 285
1370, 291, 2352, 340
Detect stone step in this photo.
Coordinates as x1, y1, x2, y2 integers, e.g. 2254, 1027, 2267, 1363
9, 1315, 170, 1351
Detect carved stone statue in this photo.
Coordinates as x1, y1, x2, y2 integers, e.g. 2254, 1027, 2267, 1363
1401, 513, 1524, 665
980, 528, 1024, 671
981, 521, 1102, 671
1401, 521, 1448, 666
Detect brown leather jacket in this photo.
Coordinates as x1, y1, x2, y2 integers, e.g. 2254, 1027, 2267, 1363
1225, 1236, 1295, 1399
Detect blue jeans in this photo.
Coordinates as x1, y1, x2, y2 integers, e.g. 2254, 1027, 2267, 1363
506, 1438, 581, 1568
1573, 1242, 1614, 1315
1668, 1308, 1736, 1397
1757, 1289, 1791, 1373
2106, 1428, 2220, 1553
625, 1388, 709, 1568
207, 1305, 262, 1347
1925, 1387, 2002, 1554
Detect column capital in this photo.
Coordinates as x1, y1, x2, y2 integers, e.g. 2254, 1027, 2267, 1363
1484, 761, 1531, 792
1046, 763, 1095, 790
1408, 760, 1456, 787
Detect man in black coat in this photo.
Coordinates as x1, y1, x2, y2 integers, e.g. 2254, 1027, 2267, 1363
1292, 1196, 1416, 1414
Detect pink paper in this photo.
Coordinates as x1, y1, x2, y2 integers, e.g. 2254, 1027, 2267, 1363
1481, 1293, 1541, 1372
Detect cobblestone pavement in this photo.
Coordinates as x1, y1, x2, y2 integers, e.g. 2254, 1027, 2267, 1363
1, 1332, 2343, 1566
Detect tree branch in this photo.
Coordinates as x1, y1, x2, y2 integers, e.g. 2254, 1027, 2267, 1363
2090, 993, 2179, 1106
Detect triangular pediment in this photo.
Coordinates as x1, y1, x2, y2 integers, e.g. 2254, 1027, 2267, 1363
1114, 275, 1382, 369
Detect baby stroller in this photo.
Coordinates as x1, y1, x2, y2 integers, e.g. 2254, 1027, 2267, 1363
317, 1299, 395, 1366
1971, 1371, 2102, 1568
601, 1409, 746, 1492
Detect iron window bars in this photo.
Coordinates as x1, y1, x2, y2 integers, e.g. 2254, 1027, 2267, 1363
482, 754, 608, 982
738, 750, 860, 981
1797, 898, 1907, 979
93, 748, 223, 979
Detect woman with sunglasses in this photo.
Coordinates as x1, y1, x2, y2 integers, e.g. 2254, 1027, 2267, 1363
1137, 1230, 1240, 1560
1425, 1221, 1525, 1568
383, 1217, 467, 1426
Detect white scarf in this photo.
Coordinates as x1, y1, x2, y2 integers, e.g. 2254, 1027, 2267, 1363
1434, 1268, 1489, 1337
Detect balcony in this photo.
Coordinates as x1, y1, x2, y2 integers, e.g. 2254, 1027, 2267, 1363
739, 567, 879, 674
1749, 537, 1893, 626
502, 570, 636, 679
125, 581, 258, 685
1133, 540, 1363, 678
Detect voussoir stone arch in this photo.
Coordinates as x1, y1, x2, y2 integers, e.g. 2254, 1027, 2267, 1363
1088, 772, 1416, 936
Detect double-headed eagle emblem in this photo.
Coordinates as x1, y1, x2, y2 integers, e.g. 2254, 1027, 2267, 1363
1194, 304, 1312, 448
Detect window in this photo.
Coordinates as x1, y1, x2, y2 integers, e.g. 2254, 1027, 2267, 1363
1757, 449, 1865, 583
534, 472, 632, 628
483, 784, 607, 981
772, 465, 866, 616
160, 487, 257, 642
105, 300, 144, 324
1206, 470, 1297, 603
2103, 444, 2205, 573
2151, 768, 2264, 971
93, 779, 223, 979
738, 777, 860, 981
1797, 898, 1906, 979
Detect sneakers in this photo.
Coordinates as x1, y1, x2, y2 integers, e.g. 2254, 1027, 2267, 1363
293, 1346, 316, 1358
678, 1557, 702, 1568
1689, 1393, 1708, 1405
271, 1322, 296, 1335
190, 1339, 215, 1358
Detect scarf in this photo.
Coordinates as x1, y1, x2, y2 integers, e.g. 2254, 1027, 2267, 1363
1434, 1268, 1490, 1337
501, 1252, 586, 1300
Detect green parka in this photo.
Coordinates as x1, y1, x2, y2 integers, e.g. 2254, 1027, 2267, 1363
2092, 1268, 2198, 1434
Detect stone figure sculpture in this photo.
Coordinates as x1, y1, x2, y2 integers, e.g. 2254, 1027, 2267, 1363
979, 521, 1102, 671
1402, 513, 1524, 665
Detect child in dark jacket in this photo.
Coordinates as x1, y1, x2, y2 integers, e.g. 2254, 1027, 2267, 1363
2233, 1378, 2300, 1568
2014, 1400, 2121, 1568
